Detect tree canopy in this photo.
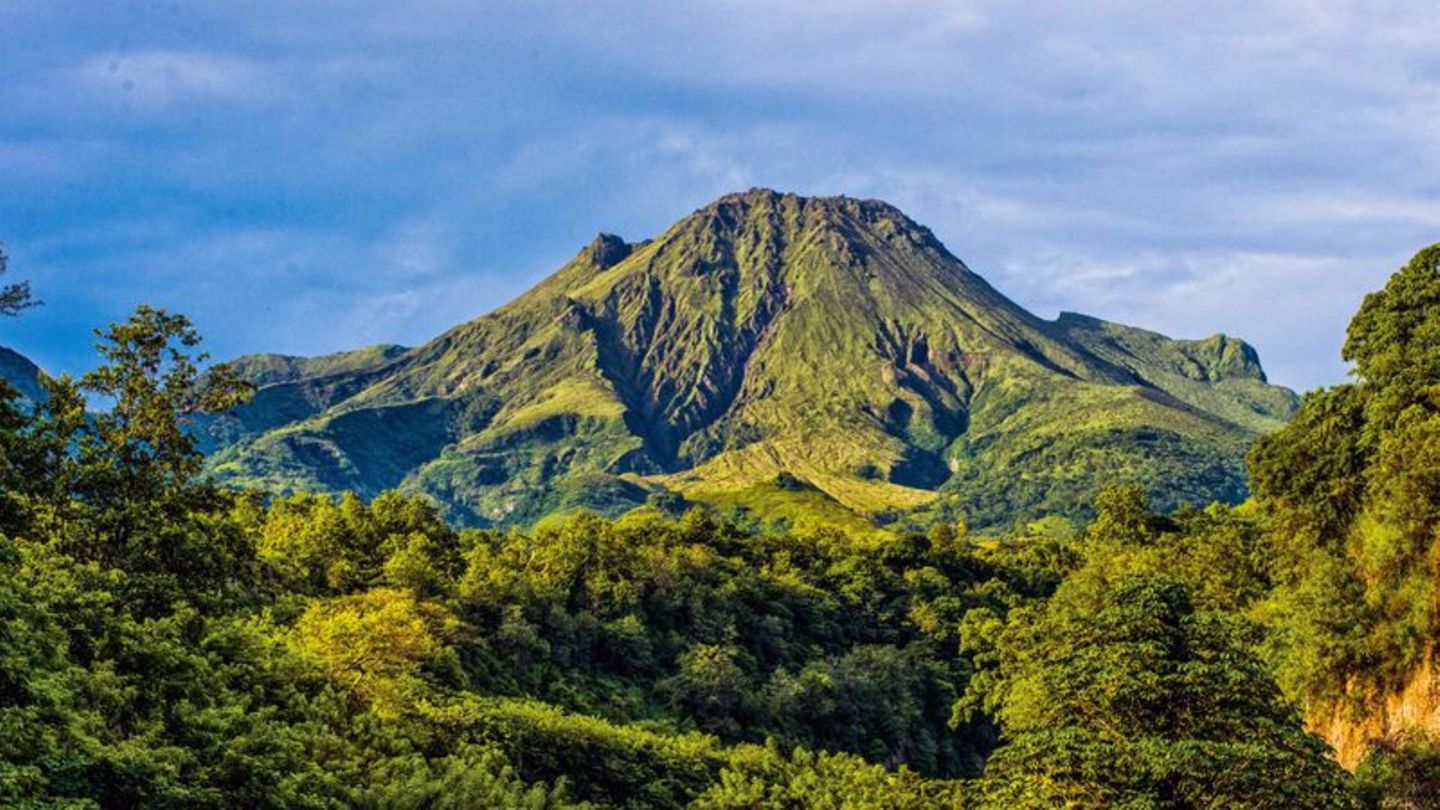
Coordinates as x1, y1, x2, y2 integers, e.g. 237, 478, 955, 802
13, 246, 1440, 805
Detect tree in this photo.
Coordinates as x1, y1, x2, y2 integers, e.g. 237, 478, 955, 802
359, 743, 583, 809
660, 643, 751, 736
42, 307, 256, 608
292, 587, 453, 718
1087, 484, 1162, 548
0, 374, 86, 537
968, 575, 1355, 808
382, 533, 447, 594
1344, 243, 1440, 408
764, 644, 961, 775
0, 243, 38, 316
80, 306, 251, 488
1354, 730, 1440, 809
1249, 244, 1440, 707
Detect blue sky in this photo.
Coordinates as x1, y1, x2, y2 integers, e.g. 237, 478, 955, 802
2, 1, 1436, 391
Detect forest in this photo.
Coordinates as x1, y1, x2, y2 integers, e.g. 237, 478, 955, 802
3, 245, 1440, 808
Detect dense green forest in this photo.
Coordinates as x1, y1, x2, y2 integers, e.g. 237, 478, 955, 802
4, 244, 1440, 807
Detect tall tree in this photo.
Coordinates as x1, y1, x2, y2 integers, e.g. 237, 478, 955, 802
968, 575, 1355, 808
58, 307, 254, 609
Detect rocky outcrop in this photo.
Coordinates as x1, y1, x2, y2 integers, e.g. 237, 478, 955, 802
1312, 656, 1440, 769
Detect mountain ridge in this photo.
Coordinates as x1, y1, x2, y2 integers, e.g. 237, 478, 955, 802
200, 189, 1297, 528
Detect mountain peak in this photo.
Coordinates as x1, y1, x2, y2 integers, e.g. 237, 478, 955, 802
584, 233, 633, 270
657, 189, 953, 280
203, 193, 1296, 530
714, 186, 787, 204
703, 187, 919, 224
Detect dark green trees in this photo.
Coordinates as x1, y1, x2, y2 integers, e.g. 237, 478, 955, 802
973, 576, 1353, 807
957, 488, 1354, 808
27, 239, 1440, 810
17, 308, 256, 610
1354, 730, 1440, 809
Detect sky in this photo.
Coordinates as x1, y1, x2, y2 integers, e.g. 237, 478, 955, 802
1, 1, 1436, 392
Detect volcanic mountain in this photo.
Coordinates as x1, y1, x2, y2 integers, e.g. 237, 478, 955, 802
201, 189, 1297, 529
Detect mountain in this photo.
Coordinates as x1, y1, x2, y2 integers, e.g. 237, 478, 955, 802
201, 189, 1296, 529
0, 346, 44, 405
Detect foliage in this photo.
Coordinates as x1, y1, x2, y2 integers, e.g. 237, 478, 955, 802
29, 237, 1440, 808
971, 574, 1353, 807
1250, 244, 1440, 709
0, 242, 38, 316
1354, 730, 1440, 809
692, 746, 971, 809
291, 587, 455, 718
0, 306, 1006, 807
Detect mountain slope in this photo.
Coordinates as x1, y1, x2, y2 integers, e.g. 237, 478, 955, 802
202, 190, 1296, 528
0, 346, 44, 405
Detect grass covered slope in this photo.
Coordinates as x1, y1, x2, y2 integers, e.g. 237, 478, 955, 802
202, 189, 1295, 528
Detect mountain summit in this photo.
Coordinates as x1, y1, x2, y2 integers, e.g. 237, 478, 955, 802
202, 190, 1296, 528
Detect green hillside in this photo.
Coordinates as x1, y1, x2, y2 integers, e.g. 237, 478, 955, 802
200, 190, 1295, 529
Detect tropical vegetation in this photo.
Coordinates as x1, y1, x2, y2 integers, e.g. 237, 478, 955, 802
3, 237, 1440, 807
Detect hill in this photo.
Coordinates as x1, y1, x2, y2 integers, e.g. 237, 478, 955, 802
200, 189, 1296, 528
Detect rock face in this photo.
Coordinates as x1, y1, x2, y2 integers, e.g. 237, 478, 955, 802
1312, 657, 1440, 769
199, 189, 1297, 528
